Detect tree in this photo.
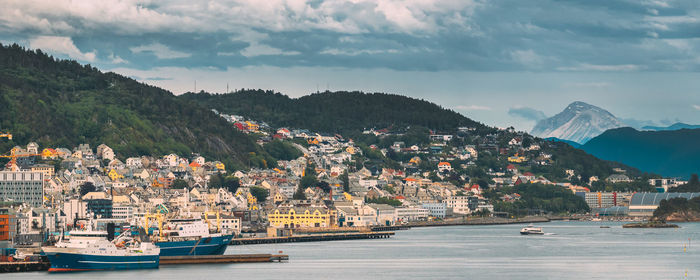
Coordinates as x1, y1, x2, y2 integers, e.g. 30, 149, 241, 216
249, 186, 269, 203
223, 176, 240, 194
79, 182, 96, 197
171, 179, 188, 189
293, 185, 306, 200
668, 174, 700, 193
316, 181, 331, 193
208, 172, 223, 188
340, 170, 350, 193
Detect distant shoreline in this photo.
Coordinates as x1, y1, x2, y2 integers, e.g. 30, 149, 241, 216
405, 216, 553, 228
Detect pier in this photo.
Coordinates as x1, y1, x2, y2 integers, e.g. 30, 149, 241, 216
230, 231, 395, 245
160, 254, 288, 265
0, 261, 50, 273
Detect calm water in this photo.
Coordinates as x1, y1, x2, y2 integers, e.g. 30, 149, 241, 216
9, 221, 700, 279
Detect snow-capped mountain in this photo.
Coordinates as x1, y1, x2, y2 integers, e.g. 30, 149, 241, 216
531, 101, 625, 144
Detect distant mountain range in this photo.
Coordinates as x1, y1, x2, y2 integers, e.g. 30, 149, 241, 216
531, 101, 625, 144
642, 123, 700, 131
581, 127, 700, 178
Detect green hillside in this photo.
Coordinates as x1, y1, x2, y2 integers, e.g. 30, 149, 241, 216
180, 90, 491, 135
582, 127, 700, 178
0, 43, 266, 170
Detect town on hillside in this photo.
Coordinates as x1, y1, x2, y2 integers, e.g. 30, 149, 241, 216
0, 115, 691, 244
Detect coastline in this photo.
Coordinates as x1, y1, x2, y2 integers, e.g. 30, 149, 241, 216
405, 216, 553, 228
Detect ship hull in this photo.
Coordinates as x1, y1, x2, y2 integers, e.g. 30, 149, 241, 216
45, 252, 159, 272
155, 234, 233, 256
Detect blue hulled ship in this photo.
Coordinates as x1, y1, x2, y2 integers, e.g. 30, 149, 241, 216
42, 227, 160, 272
150, 218, 233, 256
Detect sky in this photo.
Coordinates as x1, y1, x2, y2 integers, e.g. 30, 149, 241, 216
1, 0, 700, 131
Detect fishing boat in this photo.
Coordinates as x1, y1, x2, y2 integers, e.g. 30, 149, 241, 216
42, 225, 159, 272
144, 216, 233, 256
520, 224, 545, 235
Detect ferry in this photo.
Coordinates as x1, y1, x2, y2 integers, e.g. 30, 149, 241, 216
520, 224, 545, 235
42, 226, 159, 272
148, 218, 234, 256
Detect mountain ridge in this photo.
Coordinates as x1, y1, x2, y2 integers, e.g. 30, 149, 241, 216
581, 127, 700, 178
531, 101, 625, 144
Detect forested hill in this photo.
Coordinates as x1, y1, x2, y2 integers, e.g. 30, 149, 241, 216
581, 127, 700, 178
179, 90, 492, 135
0, 43, 262, 169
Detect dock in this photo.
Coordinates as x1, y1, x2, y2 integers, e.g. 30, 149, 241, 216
230, 231, 395, 245
0, 261, 50, 273
160, 254, 288, 265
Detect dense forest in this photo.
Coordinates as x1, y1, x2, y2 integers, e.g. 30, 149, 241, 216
0, 43, 266, 170
179, 90, 492, 135
491, 183, 590, 216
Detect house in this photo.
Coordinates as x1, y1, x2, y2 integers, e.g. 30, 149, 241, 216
508, 138, 522, 146
606, 174, 632, 183
276, 128, 291, 138
437, 162, 452, 173
26, 142, 39, 154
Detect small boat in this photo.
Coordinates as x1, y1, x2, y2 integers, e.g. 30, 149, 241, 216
520, 224, 544, 235
600, 225, 611, 228
42, 223, 159, 272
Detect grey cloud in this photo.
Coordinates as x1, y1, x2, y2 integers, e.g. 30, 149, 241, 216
2, 0, 700, 73
508, 107, 547, 121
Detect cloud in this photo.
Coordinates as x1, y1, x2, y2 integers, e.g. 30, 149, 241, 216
693, 104, 700, 110
28, 36, 96, 62
455, 105, 491, 111
108, 53, 127, 64
510, 49, 544, 66
130, 43, 191, 59
508, 107, 547, 121
565, 82, 611, 88
4, 0, 700, 73
557, 64, 643, 72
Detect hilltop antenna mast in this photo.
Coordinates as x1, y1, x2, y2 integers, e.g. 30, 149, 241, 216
227, 83, 229, 94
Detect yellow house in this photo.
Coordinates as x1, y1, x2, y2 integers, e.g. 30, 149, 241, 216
215, 162, 225, 170
507, 155, 526, 163
267, 207, 334, 229
409, 156, 422, 165
108, 169, 123, 181
345, 146, 356, 154
343, 192, 352, 201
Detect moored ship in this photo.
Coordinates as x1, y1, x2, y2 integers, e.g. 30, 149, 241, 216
42, 225, 160, 272
145, 217, 233, 256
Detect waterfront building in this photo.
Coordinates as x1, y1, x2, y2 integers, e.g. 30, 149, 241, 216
628, 192, 700, 217
421, 203, 448, 218
0, 208, 17, 241
86, 199, 113, 218
268, 206, 335, 229
0, 171, 44, 207
395, 207, 429, 222
446, 195, 476, 215
582, 192, 626, 209
112, 205, 134, 220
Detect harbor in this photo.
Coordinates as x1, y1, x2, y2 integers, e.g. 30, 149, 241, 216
230, 231, 395, 245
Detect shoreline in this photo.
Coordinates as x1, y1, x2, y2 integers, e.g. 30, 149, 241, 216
405, 216, 553, 228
